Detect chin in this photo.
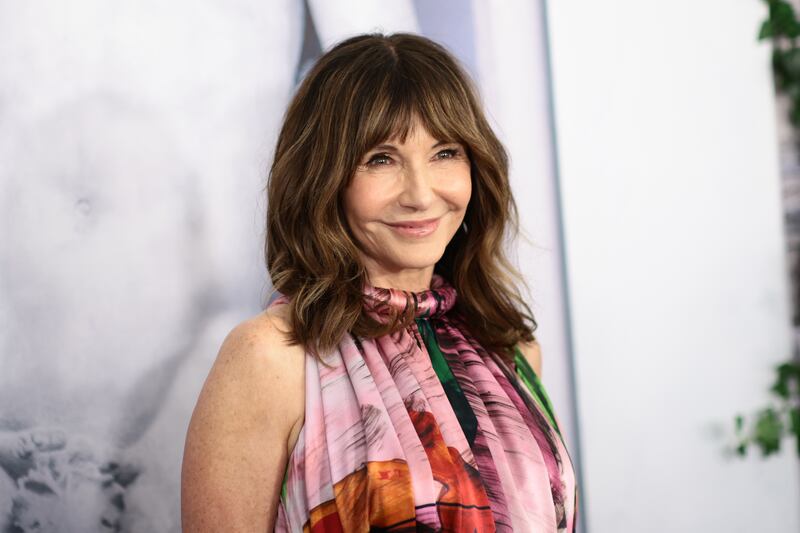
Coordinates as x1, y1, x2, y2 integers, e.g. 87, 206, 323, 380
386, 251, 445, 270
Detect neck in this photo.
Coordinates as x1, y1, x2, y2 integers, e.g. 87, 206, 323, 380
364, 266, 436, 292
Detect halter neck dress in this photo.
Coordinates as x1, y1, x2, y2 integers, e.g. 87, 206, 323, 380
272, 274, 578, 532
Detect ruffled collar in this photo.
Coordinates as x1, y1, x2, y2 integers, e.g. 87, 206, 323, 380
362, 273, 457, 321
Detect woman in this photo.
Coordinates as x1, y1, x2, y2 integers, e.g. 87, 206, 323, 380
181, 32, 578, 532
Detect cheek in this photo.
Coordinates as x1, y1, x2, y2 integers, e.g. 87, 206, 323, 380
461, 177, 472, 206
449, 168, 472, 209
343, 180, 385, 229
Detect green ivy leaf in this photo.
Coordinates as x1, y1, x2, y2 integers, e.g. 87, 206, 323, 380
771, 362, 800, 399
778, 49, 800, 80
754, 407, 784, 456
759, 19, 774, 40
772, 49, 791, 90
770, 374, 791, 400
791, 407, 800, 456
736, 442, 748, 457
768, 0, 800, 38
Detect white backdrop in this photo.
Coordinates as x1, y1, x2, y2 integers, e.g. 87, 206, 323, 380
0, 1, 578, 531
547, 0, 800, 531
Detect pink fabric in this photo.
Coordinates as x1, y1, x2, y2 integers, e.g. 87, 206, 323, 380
273, 274, 577, 532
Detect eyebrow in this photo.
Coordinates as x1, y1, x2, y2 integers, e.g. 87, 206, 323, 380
369, 140, 452, 153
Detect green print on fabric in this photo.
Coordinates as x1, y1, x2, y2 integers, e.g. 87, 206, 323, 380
512, 344, 563, 439
416, 317, 479, 448
280, 468, 288, 507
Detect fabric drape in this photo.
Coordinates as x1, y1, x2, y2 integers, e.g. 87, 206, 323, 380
274, 274, 577, 532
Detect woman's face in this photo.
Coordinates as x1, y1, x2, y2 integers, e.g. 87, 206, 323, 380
342, 115, 472, 291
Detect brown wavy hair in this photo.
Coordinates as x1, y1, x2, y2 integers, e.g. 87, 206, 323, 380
264, 32, 537, 365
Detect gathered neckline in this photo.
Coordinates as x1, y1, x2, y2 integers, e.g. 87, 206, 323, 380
361, 273, 457, 320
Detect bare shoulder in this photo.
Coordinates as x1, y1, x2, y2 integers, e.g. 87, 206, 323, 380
212, 304, 305, 418
217, 303, 306, 436
517, 339, 543, 378
227, 304, 300, 361
181, 303, 305, 531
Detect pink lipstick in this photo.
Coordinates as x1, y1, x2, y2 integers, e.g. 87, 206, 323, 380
386, 217, 441, 237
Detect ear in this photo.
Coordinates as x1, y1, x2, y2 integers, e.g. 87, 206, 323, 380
517, 340, 542, 378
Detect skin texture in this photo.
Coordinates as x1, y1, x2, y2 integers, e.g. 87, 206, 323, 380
181, 306, 304, 532
181, 115, 541, 530
518, 338, 543, 378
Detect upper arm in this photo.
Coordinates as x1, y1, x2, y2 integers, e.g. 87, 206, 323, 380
517, 339, 543, 378
181, 313, 304, 532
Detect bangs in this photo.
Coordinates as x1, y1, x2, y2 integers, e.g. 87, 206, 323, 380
352, 59, 476, 159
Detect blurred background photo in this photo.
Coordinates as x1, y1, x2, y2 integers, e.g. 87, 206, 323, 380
1, 1, 799, 531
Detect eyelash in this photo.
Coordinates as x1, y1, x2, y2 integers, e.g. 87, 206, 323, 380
364, 148, 462, 167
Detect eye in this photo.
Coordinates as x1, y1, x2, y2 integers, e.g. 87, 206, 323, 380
365, 153, 393, 167
436, 148, 461, 160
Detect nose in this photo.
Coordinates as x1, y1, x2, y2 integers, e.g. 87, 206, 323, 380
397, 164, 435, 210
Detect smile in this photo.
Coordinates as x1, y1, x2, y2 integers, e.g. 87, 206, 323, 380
385, 217, 441, 237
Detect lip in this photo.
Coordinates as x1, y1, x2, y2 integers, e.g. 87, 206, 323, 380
385, 217, 441, 237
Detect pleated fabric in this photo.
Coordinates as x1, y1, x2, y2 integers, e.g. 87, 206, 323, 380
273, 274, 578, 532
